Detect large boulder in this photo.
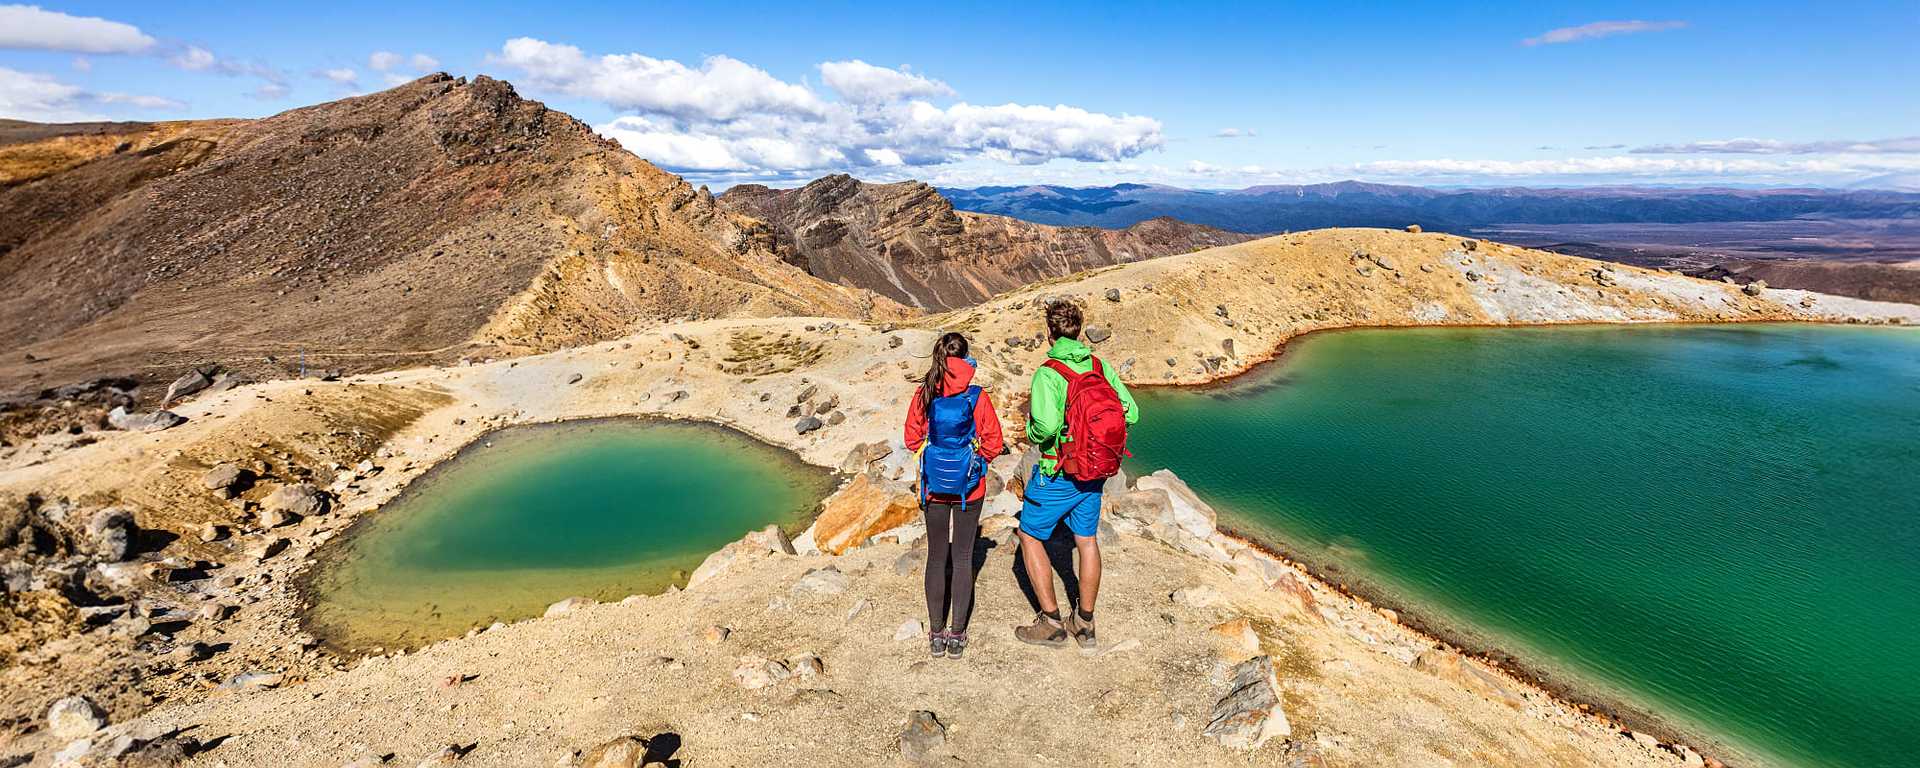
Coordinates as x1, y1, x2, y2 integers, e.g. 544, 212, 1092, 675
1133, 470, 1218, 539
163, 368, 214, 405
1202, 656, 1290, 750
810, 474, 919, 555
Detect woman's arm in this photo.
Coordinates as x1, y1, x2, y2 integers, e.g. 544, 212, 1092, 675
903, 391, 929, 451
973, 389, 1005, 460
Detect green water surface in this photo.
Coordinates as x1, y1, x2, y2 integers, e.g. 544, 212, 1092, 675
305, 419, 832, 652
1126, 324, 1920, 768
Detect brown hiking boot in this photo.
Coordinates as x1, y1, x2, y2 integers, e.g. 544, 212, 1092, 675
1013, 612, 1068, 647
1064, 611, 1096, 649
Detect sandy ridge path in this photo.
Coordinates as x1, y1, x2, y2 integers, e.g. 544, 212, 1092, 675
2, 228, 1914, 766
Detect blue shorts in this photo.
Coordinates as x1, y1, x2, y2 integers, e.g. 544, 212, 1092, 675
1019, 465, 1105, 540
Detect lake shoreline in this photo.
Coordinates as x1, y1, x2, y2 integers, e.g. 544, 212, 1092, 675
1134, 321, 1920, 768
295, 415, 836, 655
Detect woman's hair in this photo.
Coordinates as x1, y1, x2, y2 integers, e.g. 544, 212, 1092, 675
921, 332, 969, 413
1045, 300, 1083, 340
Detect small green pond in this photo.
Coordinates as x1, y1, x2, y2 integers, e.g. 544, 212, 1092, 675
304, 419, 832, 652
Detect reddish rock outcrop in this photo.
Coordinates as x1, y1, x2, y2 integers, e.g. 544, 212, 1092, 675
720, 174, 1254, 309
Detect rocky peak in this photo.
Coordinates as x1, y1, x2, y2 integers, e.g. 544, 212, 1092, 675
717, 174, 1255, 310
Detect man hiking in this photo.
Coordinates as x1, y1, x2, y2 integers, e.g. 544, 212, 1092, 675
1014, 300, 1138, 648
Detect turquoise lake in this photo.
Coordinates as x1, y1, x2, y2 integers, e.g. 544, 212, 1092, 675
304, 419, 832, 652
1126, 324, 1920, 768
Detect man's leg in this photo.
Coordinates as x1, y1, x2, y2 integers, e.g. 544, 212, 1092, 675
1063, 481, 1105, 648
1014, 468, 1070, 647
1073, 534, 1101, 614
1018, 530, 1057, 613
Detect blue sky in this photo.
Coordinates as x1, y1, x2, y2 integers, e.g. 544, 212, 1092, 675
3, 1, 1917, 189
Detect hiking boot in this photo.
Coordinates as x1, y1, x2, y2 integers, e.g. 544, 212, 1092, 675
946, 630, 968, 658
1014, 612, 1068, 647
930, 631, 949, 658
1065, 612, 1096, 649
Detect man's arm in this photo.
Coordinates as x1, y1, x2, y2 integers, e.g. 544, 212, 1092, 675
1026, 367, 1064, 445
1103, 361, 1140, 425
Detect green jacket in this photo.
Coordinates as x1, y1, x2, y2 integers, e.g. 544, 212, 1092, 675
1027, 337, 1139, 475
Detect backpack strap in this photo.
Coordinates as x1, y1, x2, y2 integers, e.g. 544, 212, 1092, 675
1038, 360, 1078, 468
1089, 356, 1104, 377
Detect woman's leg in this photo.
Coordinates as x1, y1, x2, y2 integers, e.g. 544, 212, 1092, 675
922, 500, 954, 632
947, 499, 982, 632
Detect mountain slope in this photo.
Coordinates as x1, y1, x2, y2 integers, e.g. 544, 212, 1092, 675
0, 75, 905, 398
719, 175, 1253, 310
941, 181, 1920, 232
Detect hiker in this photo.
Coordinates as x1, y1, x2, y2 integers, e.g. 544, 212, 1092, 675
1015, 301, 1138, 649
904, 332, 1004, 658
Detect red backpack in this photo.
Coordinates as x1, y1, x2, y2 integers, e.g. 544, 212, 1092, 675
1041, 356, 1131, 481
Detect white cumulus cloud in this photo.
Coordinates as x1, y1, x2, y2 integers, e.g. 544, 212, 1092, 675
1632, 136, 1920, 155
369, 50, 440, 87
492, 38, 1162, 178
0, 66, 183, 121
1524, 20, 1687, 46
0, 4, 155, 54
1213, 127, 1256, 138
819, 60, 952, 103
495, 38, 824, 120
169, 45, 217, 71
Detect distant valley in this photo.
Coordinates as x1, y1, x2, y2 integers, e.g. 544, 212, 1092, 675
943, 182, 1920, 305
941, 181, 1920, 232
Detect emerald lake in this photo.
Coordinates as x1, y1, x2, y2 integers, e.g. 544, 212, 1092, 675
1126, 324, 1920, 768
304, 419, 832, 652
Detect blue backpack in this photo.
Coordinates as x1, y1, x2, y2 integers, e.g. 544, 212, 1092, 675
920, 385, 985, 502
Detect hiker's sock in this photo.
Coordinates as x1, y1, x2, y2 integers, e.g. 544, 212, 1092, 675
1041, 609, 1062, 623
1076, 609, 1094, 623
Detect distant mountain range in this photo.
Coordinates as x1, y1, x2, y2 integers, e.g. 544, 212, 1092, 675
719, 175, 1251, 310
939, 181, 1920, 233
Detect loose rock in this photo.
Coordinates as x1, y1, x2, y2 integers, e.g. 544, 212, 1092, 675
107, 407, 185, 432
1202, 656, 1290, 750
793, 566, 850, 596
898, 710, 947, 763
86, 507, 134, 562
202, 463, 250, 498
264, 483, 329, 519
47, 695, 106, 739
544, 596, 594, 617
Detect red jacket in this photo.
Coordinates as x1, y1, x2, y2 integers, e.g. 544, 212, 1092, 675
904, 358, 1004, 502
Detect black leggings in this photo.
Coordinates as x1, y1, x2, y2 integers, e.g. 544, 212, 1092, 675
923, 498, 981, 633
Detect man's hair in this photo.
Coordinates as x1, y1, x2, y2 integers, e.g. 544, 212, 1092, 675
1045, 301, 1083, 340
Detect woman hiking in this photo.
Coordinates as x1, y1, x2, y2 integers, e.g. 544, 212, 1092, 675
904, 332, 1004, 658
